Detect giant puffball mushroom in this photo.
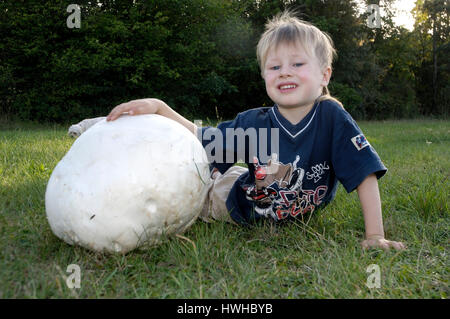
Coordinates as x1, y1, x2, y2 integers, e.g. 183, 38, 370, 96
45, 114, 211, 253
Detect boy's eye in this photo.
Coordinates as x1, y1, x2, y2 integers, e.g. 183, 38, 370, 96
270, 65, 280, 70
294, 63, 304, 67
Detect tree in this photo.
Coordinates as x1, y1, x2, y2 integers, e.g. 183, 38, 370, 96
413, 0, 450, 115
0, 0, 447, 122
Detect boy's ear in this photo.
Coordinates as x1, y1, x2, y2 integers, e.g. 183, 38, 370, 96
321, 67, 332, 86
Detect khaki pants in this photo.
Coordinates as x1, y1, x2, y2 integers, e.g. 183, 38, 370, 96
68, 117, 106, 138
200, 165, 248, 224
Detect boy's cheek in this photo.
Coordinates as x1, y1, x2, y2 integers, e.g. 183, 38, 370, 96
264, 82, 272, 94
265, 86, 277, 101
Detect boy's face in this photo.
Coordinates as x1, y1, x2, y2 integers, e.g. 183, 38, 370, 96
263, 42, 330, 111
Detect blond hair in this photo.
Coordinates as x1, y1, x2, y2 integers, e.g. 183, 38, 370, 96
257, 11, 343, 106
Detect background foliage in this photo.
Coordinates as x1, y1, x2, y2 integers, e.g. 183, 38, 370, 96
0, 0, 449, 123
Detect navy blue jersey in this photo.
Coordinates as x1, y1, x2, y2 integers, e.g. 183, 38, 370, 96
199, 99, 387, 225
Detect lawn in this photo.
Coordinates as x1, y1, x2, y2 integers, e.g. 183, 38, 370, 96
0, 119, 448, 299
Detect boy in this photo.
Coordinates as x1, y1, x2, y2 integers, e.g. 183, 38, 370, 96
102, 12, 405, 250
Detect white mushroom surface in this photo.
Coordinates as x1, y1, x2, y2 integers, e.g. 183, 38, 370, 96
45, 114, 211, 253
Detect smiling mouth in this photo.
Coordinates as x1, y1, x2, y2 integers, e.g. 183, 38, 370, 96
278, 84, 297, 90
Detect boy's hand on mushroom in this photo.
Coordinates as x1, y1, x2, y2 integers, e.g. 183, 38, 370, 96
106, 98, 162, 121
361, 236, 406, 251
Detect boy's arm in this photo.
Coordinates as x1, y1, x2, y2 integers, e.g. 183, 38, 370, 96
357, 174, 405, 250
106, 98, 197, 135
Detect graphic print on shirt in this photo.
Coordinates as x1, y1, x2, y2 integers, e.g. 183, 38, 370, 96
351, 134, 370, 151
306, 162, 330, 183
242, 154, 328, 221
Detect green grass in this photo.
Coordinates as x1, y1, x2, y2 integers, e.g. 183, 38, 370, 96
0, 119, 448, 299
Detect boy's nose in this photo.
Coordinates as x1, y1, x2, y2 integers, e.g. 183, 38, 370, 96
279, 65, 291, 77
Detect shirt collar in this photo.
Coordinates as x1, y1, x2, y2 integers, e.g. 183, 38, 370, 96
271, 101, 320, 139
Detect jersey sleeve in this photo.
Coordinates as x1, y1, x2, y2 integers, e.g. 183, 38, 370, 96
197, 113, 247, 174
330, 109, 387, 193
